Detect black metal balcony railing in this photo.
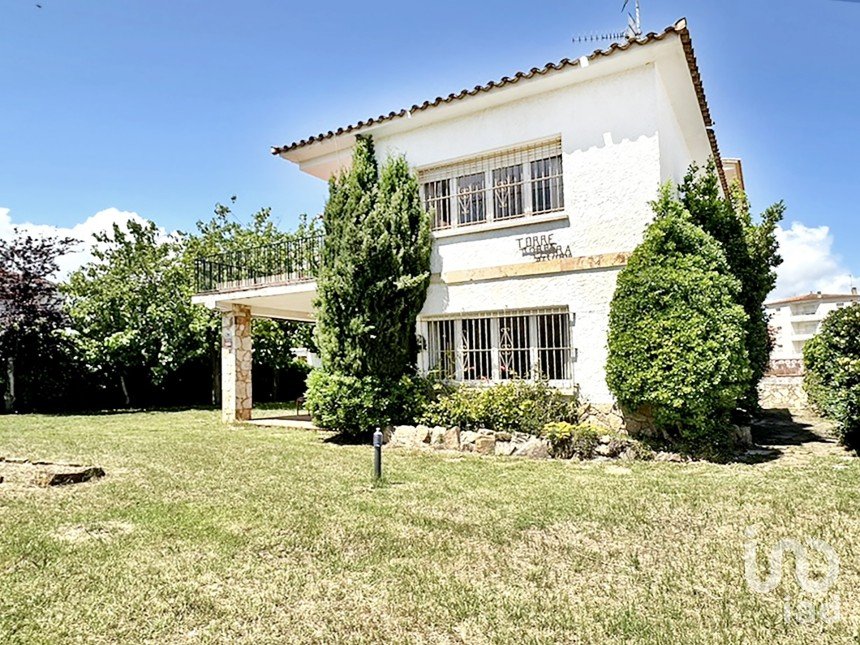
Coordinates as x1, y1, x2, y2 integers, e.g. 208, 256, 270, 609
194, 233, 324, 293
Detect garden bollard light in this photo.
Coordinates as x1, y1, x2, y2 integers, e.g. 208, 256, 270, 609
373, 427, 383, 480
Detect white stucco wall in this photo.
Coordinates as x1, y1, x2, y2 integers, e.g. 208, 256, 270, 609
366, 65, 704, 403
280, 36, 715, 405
374, 66, 664, 274
421, 269, 621, 403
655, 62, 695, 186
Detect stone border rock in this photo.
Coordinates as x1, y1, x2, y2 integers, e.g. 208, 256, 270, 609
577, 402, 656, 435
0, 457, 106, 487
386, 425, 661, 462
389, 425, 551, 459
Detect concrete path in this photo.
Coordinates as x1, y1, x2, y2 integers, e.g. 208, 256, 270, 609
746, 409, 854, 465
248, 414, 317, 431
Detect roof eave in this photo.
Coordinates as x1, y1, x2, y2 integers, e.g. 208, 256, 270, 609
272, 17, 728, 194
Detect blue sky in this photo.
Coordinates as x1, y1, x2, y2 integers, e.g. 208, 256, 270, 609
1, 0, 858, 296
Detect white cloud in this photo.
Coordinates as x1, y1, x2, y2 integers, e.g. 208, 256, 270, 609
771, 221, 857, 300
0, 206, 150, 278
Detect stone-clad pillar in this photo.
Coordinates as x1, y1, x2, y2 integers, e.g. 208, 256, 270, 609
221, 304, 252, 423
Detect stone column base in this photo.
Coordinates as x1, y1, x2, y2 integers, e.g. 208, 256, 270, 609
221, 305, 252, 423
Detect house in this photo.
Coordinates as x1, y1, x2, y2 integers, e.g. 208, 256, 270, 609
766, 289, 860, 373
193, 18, 740, 423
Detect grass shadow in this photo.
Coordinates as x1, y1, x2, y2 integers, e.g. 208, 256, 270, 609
750, 409, 831, 447
2, 404, 217, 418
729, 409, 836, 464
323, 432, 373, 446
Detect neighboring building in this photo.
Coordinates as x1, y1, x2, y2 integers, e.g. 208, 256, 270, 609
193, 19, 739, 422
758, 289, 858, 411
766, 289, 860, 371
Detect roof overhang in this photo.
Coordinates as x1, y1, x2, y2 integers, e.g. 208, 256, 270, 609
191, 281, 316, 322
273, 18, 728, 193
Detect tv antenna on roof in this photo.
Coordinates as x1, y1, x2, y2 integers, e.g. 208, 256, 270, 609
623, 0, 643, 38
573, 0, 642, 45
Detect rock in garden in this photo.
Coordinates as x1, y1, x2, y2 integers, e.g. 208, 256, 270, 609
459, 431, 479, 451
607, 415, 625, 432
474, 432, 496, 456
594, 443, 616, 458
389, 426, 412, 447
495, 441, 515, 457
620, 447, 640, 461
36, 466, 105, 487
415, 425, 431, 444
654, 451, 684, 463
390, 425, 429, 448
442, 427, 460, 451
512, 437, 550, 460
429, 426, 447, 446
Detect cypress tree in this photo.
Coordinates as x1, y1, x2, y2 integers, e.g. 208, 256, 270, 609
314, 135, 380, 376
308, 136, 431, 434
678, 162, 783, 409
369, 155, 431, 376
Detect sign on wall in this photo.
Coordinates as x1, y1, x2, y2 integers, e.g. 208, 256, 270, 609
516, 234, 573, 262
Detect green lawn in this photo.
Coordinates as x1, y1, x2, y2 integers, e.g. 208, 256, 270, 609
1, 411, 858, 644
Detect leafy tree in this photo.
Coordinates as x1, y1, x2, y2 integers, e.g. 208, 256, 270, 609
804, 303, 860, 448
606, 186, 751, 452
64, 220, 205, 406
0, 230, 76, 412
184, 201, 318, 403
186, 200, 318, 263
308, 136, 431, 434
678, 162, 784, 407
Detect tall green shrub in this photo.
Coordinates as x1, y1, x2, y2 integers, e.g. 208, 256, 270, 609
606, 187, 751, 450
308, 136, 431, 434
803, 303, 860, 447
679, 163, 784, 408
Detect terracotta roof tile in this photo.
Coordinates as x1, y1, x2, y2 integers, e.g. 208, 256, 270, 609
272, 18, 727, 193
766, 293, 860, 307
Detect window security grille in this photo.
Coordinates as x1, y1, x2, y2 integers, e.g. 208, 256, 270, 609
461, 317, 492, 380
419, 139, 564, 231
499, 314, 530, 380
425, 308, 572, 383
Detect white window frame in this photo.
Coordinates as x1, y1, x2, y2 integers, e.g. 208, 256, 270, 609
419, 138, 564, 232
